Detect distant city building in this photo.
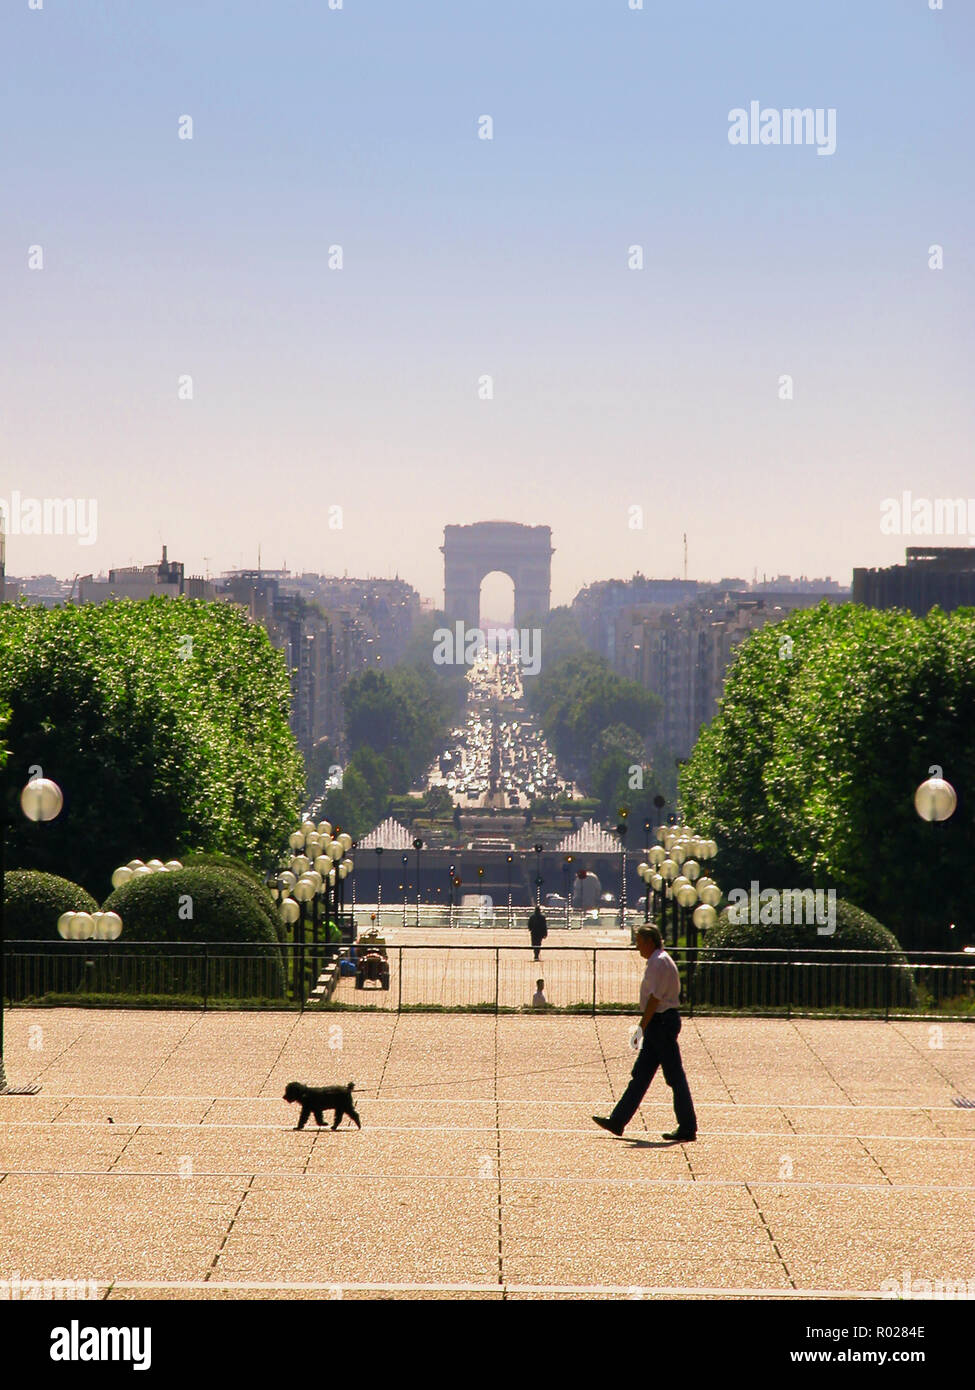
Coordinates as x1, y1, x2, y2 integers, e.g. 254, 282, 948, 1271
215, 570, 419, 756
571, 575, 701, 663
77, 547, 214, 603
1, 573, 73, 606
575, 573, 850, 758
852, 547, 975, 616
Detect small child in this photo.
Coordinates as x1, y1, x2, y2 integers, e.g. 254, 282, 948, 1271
532, 979, 548, 1008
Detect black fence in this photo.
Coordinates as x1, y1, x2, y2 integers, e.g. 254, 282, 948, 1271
4, 942, 975, 1018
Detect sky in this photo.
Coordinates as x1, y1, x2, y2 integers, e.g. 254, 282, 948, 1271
2, 0, 973, 613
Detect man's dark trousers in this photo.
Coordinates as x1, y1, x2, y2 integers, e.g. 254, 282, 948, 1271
609, 1009, 697, 1134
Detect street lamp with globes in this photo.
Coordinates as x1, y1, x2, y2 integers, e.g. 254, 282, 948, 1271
914, 767, 958, 949
2, 776, 64, 1095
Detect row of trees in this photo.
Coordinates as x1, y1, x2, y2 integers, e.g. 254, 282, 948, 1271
680, 603, 975, 949
525, 611, 675, 821
0, 599, 303, 896
316, 614, 467, 838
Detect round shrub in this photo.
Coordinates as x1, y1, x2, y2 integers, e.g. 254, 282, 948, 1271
694, 895, 917, 1011
103, 866, 278, 944
175, 854, 283, 941
2, 870, 98, 941
102, 866, 285, 998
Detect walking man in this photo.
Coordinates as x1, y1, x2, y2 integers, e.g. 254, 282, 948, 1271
593, 925, 697, 1142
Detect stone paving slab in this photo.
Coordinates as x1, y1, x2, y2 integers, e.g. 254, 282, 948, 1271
0, 1175, 248, 1281
1, 1008, 972, 1300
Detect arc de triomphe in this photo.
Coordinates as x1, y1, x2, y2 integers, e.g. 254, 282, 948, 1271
442, 522, 553, 629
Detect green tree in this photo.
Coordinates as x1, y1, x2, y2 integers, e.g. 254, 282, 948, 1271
0, 597, 303, 896
679, 602, 975, 950
527, 650, 660, 778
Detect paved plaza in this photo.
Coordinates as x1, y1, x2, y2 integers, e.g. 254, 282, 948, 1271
0, 1007, 972, 1300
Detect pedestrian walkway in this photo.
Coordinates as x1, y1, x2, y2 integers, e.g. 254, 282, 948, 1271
0, 1011, 971, 1299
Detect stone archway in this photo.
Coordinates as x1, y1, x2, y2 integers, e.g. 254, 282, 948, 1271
441, 522, 553, 629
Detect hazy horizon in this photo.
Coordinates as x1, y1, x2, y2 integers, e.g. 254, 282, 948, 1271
3, 1, 972, 611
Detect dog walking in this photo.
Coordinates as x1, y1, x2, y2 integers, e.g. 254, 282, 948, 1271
593, 925, 697, 1142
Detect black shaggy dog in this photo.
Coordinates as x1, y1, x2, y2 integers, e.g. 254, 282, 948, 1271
283, 1081, 361, 1131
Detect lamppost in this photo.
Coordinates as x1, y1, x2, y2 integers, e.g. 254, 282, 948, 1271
506, 853, 513, 929
533, 843, 543, 907
659, 854, 678, 944
413, 837, 423, 928
563, 856, 573, 927
615, 816, 628, 929
1, 776, 64, 1096
637, 861, 650, 921
914, 768, 958, 950
375, 846, 384, 927
292, 874, 315, 996
645, 845, 665, 921
401, 855, 409, 927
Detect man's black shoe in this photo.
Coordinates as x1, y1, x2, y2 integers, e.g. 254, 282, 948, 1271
662, 1129, 696, 1142
592, 1116, 623, 1137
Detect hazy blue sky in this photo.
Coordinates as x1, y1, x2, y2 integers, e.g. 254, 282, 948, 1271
2, 0, 972, 611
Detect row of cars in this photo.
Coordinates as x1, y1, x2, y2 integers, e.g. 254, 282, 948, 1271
436, 655, 567, 807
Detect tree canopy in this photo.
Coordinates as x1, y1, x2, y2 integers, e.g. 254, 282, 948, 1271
342, 612, 466, 798
0, 597, 303, 896
679, 602, 975, 949
526, 649, 660, 780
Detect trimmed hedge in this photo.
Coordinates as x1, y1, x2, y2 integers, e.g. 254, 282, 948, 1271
2, 870, 98, 941
101, 866, 285, 997
693, 896, 918, 1010
175, 854, 283, 942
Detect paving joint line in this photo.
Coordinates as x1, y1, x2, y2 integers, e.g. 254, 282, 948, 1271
136, 1016, 204, 1096
5, 1170, 973, 1191
688, 1020, 737, 1104
206, 1175, 255, 1280
5, 1119, 974, 1142
788, 1020, 856, 1105
856, 1135, 894, 1186
106, 1122, 143, 1172
21, 1094, 969, 1109
93, 1278, 891, 1298
745, 1183, 796, 1291
373, 1012, 401, 1100
923, 1106, 949, 1139
889, 1020, 964, 1093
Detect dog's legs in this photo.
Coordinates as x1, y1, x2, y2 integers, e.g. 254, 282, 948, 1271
314, 1110, 326, 1127
295, 1105, 311, 1131
348, 1107, 362, 1130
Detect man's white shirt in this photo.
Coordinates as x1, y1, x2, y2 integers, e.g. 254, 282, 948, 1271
640, 948, 681, 1012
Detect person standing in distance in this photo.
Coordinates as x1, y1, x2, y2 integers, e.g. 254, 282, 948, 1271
593, 924, 697, 1142
528, 904, 548, 961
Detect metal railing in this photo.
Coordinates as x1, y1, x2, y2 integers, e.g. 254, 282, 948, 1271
358, 903, 625, 930
4, 943, 974, 1018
